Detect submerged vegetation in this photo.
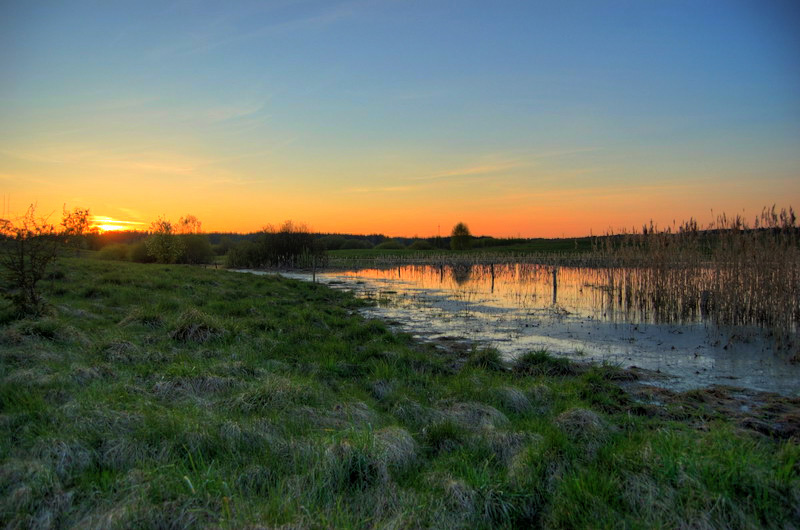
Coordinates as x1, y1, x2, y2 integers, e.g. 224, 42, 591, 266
0, 258, 797, 528
327, 207, 800, 346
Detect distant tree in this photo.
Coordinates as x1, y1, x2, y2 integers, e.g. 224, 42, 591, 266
172, 214, 212, 264
340, 238, 373, 250
213, 236, 236, 256
450, 222, 472, 250
179, 234, 214, 264
61, 205, 94, 255
226, 220, 324, 268
374, 240, 405, 250
145, 216, 184, 264
318, 235, 346, 251
0, 205, 62, 315
177, 214, 202, 234
409, 240, 434, 250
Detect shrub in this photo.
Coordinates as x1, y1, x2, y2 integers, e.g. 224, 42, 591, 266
145, 217, 183, 264
178, 234, 214, 264
318, 235, 346, 250
129, 241, 154, 263
225, 221, 324, 268
409, 240, 434, 250
97, 243, 129, 261
340, 239, 373, 250
374, 240, 405, 250
0, 205, 62, 316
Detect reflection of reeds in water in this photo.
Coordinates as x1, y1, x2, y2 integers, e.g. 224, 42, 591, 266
592, 207, 799, 345
339, 207, 799, 345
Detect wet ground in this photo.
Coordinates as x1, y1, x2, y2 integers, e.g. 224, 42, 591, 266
241, 266, 800, 397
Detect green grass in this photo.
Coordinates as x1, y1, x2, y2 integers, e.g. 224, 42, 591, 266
327, 238, 593, 260
0, 258, 797, 528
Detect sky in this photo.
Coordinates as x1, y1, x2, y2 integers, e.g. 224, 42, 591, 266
1, 0, 799, 237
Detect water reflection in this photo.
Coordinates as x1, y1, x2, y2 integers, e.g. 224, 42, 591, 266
264, 265, 800, 396
340, 264, 683, 325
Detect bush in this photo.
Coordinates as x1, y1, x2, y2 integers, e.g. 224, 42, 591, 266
409, 240, 434, 251
374, 240, 405, 250
212, 237, 235, 256
178, 234, 214, 264
145, 217, 183, 264
129, 241, 154, 263
97, 244, 129, 261
340, 239, 373, 250
225, 241, 256, 268
224, 221, 324, 268
318, 235, 346, 251
0, 205, 62, 316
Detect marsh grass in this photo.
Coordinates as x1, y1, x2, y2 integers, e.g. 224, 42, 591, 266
591, 207, 800, 344
0, 258, 796, 528
328, 207, 800, 348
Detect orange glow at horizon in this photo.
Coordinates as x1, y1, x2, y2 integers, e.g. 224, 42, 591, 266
90, 216, 146, 233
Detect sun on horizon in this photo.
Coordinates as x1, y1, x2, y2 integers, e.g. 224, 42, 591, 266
91, 216, 145, 233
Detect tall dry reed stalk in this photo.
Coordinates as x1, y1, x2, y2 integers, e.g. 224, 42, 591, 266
591, 206, 799, 346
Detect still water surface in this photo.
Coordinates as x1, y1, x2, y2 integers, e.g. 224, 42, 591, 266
252, 264, 799, 396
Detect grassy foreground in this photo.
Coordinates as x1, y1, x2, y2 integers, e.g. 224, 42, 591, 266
0, 259, 798, 528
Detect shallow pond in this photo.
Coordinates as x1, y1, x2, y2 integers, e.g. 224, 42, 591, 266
245, 264, 800, 396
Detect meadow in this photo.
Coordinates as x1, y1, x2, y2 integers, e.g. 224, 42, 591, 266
1, 257, 798, 528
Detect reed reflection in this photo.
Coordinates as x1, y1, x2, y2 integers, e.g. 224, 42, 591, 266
341, 262, 798, 334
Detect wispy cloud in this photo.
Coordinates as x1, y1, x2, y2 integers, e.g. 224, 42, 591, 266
410, 162, 522, 182
344, 184, 420, 193
91, 215, 146, 226
529, 147, 601, 159
146, 1, 369, 59
117, 207, 145, 220
2, 145, 205, 176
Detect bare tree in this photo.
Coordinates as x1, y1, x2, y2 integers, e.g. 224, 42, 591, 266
177, 214, 202, 234
0, 205, 62, 315
61, 205, 94, 255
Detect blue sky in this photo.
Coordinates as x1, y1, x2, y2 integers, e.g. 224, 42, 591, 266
1, 0, 798, 236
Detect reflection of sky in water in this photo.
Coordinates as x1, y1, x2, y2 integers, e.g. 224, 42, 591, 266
249, 266, 799, 396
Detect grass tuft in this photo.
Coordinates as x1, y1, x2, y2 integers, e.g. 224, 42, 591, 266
169, 308, 224, 343
465, 347, 506, 371
513, 350, 578, 376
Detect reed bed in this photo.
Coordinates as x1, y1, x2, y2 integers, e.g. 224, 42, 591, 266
327, 207, 800, 345
592, 207, 799, 345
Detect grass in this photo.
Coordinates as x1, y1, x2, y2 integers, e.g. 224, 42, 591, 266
327, 238, 593, 260
0, 257, 797, 528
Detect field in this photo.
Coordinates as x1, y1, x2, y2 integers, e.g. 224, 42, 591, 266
1, 258, 798, 528
327, 238, 593, 260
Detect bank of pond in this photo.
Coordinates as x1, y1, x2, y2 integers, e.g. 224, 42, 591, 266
0, 258, 797, 528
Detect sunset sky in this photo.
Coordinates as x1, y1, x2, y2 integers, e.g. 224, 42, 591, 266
1, 1, 798, 237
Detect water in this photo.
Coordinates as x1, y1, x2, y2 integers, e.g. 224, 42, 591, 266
242, 264, 800, 396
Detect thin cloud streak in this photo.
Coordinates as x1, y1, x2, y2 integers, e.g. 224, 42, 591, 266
146, 1, 369, 59
410, 162, 523, 182
91, 216, 146, 226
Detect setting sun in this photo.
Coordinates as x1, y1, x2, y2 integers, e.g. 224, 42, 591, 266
1, 2, 798, 526
91, 216, 145, 233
